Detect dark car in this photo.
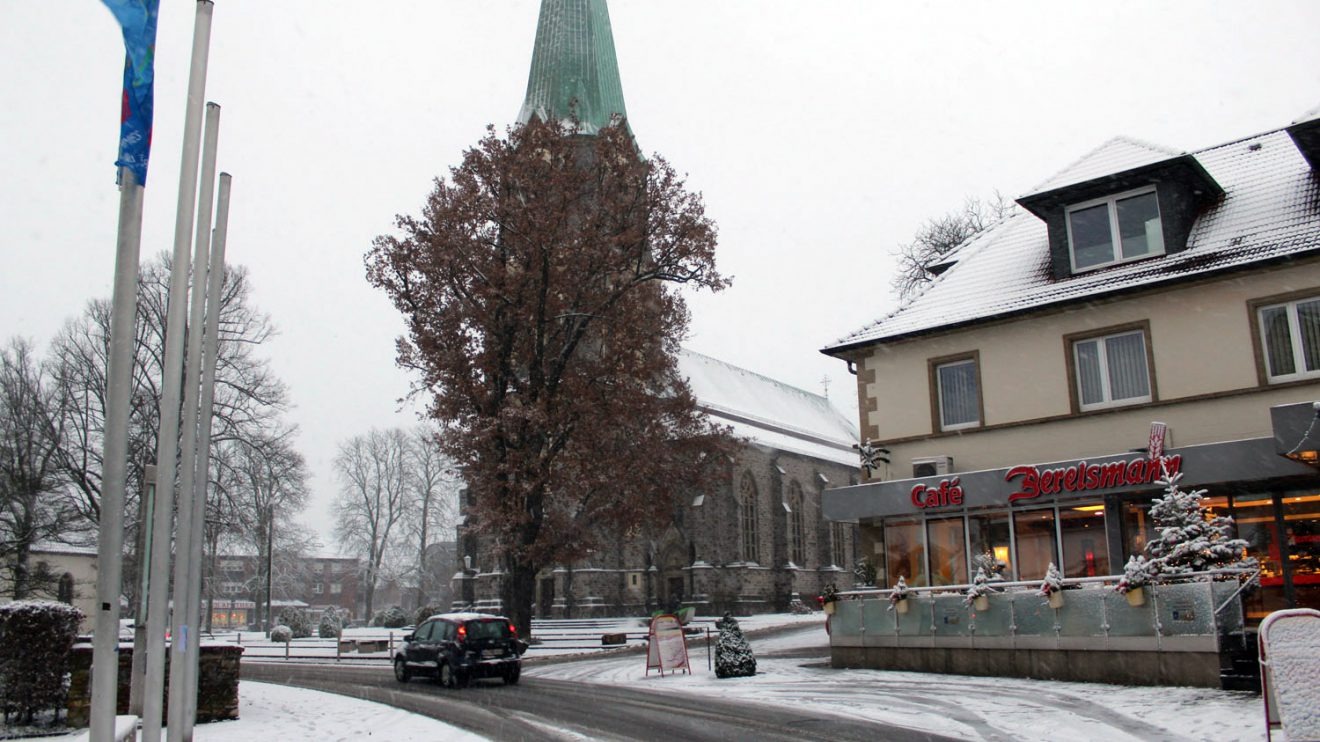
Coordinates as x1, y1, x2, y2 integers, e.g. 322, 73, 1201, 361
393, 612, 526, 687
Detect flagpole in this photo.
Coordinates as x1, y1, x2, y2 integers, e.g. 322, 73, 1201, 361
181, 172, 232, 741
166, 101, 219, 742
142, 4, 213, 741
89, 165, 144, 742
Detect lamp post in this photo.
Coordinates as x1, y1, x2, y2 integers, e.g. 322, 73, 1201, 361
265, 502, 274, 634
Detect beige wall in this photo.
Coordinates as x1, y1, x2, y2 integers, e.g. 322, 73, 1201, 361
854, 259, 1320, 477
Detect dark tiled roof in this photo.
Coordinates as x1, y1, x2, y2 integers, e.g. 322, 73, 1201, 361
826, 128, 1320, 353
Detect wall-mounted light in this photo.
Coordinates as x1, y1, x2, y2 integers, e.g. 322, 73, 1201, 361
1271, 401, 1320, 464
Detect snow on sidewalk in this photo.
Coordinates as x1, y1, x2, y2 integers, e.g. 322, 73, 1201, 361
527, 622, 1265, 742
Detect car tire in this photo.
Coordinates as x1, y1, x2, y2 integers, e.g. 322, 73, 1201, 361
439, 661, 455, 688
394, 658, 410, 683
503, 664, 521, 685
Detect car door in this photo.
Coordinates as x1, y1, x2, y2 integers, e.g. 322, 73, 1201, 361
408, 620, 435, 666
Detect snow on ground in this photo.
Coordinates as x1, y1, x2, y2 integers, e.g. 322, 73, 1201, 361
526, 621, 1266, 742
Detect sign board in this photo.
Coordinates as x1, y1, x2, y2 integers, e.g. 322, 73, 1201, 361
645, 614, 690, 677
1258, 608, 1320, 742
1148, 421, 1168, 460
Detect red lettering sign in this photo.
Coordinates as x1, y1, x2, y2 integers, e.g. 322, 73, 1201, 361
1006, 455, 1181, 503
910, 478, 964, 509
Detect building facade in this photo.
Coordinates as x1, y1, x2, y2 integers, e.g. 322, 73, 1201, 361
823, 114, 1320, 624
457, 350, 860, 617
208, 554, 361, 627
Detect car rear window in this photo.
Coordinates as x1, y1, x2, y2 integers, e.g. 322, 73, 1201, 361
466, 619, 511, 640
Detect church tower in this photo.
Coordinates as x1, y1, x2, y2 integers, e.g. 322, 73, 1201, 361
518, 0, 630, 135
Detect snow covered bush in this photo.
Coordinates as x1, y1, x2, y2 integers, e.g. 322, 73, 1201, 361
273, 606, 312, 639
0, 600, 82, 725
853, 558, 877, 587
317, 608, 342, 639
413, 604, 442, 627
788, 598, 812, 615
964, 567, 991, 607
1114, 555, 1158, 595
1144, 471, 1254, 575
371, 605, 407, 628
713, 613, 756, 679
1037, 563, 1063, 597
270, 625, 292, 643
887, 576, 910, 609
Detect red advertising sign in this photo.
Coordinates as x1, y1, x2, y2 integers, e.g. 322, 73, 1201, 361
645, 614, 690, 677
1148, 421, 1168, 460
1006, 455, 1182, 503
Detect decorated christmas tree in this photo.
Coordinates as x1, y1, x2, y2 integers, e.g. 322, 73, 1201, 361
1145, 471, 1253, 574
714, 613, 757, 678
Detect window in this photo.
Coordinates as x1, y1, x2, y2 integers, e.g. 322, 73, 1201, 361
1014, 509, 1058, 582
330, 582, 342, 595
1066, 188, 1164, 272
931, 354, 981, 430
884, 518, 927, 587
313, 583, 323, 595
1258, 295, 1320, 382
1071, 327, 1152, 410
830, 522, 848, 568
787, 482, 805, 565
739, 474, 759, 563
927, 516, 967, 586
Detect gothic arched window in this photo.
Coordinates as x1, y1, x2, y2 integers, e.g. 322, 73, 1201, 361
831, 522, 848, 568
788, 481, 805, 566
739, 473, 759, 563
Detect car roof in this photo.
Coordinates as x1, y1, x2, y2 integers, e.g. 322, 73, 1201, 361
423, 612, 508, 623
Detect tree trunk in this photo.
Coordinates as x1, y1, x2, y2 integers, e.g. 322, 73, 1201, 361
501, 558, 537, 639
12, 543, 30, 600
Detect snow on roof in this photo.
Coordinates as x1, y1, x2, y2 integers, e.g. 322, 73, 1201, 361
827, 127, 1320, 351
31, 541, 98, 557
679, 350, 858, 466
1026, 135, 1182, 195
1296, 103, 1320, 125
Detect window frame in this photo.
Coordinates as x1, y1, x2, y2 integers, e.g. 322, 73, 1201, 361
787, 481, 805, 566
927, 351, 984, 432
1065, 186, 1165, 273
1063, 321, 1157, 413
739, 473, 759, 564
1250, 290, 1320, 384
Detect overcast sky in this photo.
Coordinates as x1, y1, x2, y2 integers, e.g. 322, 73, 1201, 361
2, 1, 1318, 547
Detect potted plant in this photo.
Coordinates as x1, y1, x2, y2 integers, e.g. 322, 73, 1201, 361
1038, 562, 1065, 609
887, 576, 910, 614
820, 583, 839, 615
1114, 555, 1157, 606
964, 567, 991, 611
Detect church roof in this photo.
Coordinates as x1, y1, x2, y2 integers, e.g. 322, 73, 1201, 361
679, 350, 859, 467
518, 0, 629, 135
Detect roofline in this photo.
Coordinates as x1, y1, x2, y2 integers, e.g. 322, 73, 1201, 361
823, 247, 1320, 356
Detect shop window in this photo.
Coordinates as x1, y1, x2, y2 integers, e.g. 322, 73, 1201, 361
931, 354, 981, 431
1257, 295, 1320, 382
1060, 505, 1109, 577
1123, 500, 1151, 560
1070, 327, 1152, 411
1232, 493, 1288, 622
1014, 509, 1058, 582
739, 473, 759, 564
884, 518, 927, 588
968, 512, 1014, 580
1066, 187, 1164, 272
787, 481, 804, 566
927, 516, 968, 586
1282, 491, 1320, 613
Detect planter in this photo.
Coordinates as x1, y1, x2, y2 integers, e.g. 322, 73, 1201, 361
1125, 586, 1146, 607
895, 598, 909, 614
1048, 591, 1065, 609
973, 595, 990, 611
823, 601, 836, 615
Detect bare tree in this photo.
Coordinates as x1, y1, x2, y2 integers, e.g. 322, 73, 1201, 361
890, 194, 1014, 302
0, 339, 84, 599
333, 428, 412, 620
403, 427, 461, 610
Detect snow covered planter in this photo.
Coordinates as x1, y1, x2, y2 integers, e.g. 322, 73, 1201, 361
820, 583, 839, 615
270, 624, 293, 643
1038, 563, 1064, 609
713, 614, 756, 679
888, 576, 910, 614
1115, 556, 1156, 606
964, 568, 991, 611
0, 600, 82, 726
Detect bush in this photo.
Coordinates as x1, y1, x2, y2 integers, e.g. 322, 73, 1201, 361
713, 613, 756, 679
413, 604, 442, 627
0, 600, 83, 725
270, 625, 292, 643
371, 606, 407, 628
273, 607, 312, 639
317, 608, 342, 639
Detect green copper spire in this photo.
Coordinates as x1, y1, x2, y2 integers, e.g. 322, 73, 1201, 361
518, 0, 629, 135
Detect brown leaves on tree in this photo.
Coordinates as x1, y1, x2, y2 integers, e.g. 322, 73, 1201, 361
366, 118, 732, 628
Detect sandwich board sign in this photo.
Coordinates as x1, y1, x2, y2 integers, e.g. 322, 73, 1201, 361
645, 614, 690, 677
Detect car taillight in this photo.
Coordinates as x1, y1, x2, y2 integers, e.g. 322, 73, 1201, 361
509, 623, 517, 636
457, 625, 467, 641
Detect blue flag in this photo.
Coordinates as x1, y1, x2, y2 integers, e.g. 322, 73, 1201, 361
102, 0, 160, 186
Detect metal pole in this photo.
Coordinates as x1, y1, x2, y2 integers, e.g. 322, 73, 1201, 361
142, 4, 213, 740
129, 465, 156, 716
181, 172, 231, 741
89, 166, 144, 742
167, 101, 220, 742
266, 504, 274, 634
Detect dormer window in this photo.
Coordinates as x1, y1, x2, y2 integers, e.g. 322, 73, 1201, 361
1066, 187, 1164, 272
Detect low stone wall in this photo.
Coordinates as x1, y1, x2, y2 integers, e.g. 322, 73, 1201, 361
66, 643, 243, 727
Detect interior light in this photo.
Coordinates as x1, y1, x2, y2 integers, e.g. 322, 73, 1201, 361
1072, 505, 1105, 512
993, 546, 1010, 564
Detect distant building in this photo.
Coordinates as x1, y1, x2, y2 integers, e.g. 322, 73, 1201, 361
208, 553, 360, 627
0, 544, 102, 632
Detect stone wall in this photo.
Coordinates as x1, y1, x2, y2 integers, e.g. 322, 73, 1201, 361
66, 643, 243, 727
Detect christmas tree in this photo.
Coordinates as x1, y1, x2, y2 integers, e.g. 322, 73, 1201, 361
1145, 471, 1253, 574
714, 613, 757, 678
